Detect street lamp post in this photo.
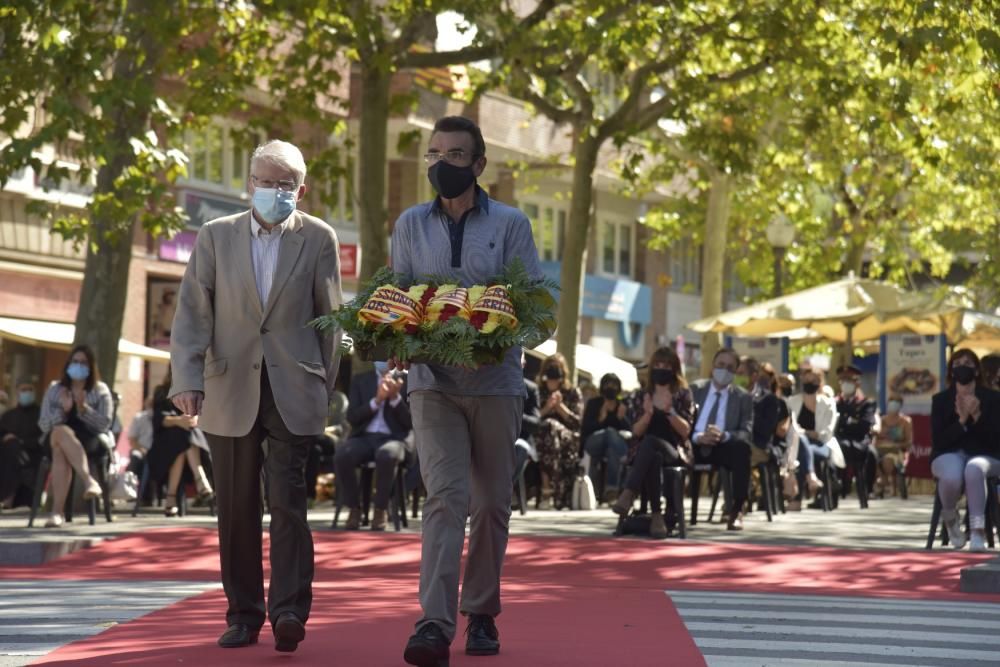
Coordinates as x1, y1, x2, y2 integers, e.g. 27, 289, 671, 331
766, 213, 796, 298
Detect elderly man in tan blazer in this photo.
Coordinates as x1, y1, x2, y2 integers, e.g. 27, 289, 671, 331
170, 140, 342, 653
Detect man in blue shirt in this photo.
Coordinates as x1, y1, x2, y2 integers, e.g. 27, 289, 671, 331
390, 116, 543, 667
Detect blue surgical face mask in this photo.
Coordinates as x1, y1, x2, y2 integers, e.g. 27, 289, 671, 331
251, 187, 297, 224
712, 368, 735, 387
18, 390, 35, 406
67, 362, 90, 382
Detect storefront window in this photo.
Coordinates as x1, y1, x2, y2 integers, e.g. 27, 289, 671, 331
602, 221, 616, 274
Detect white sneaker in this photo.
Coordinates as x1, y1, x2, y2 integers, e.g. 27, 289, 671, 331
970, 530, 989, 553
44, 513, 64, 528
942, 511, 966, 550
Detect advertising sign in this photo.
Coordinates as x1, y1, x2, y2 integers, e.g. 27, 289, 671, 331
878, 334, 947, 416
339, 243, 358, 278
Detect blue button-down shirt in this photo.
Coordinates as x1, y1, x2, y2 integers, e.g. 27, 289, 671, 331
390, 187, 543, 397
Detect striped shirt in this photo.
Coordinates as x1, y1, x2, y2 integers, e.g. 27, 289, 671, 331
38, 380, 113, 436
251, 216, 286, 307
390, 187, 544, 397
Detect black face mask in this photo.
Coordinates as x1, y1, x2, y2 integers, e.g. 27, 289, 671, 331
601, 386, 619, 401
953, 365, 977, 386
544, 367, 563, 381
651, 368, 676, 386
428, 160, 476, 199
802, 382, 820, 395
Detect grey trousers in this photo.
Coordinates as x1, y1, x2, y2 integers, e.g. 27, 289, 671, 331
932, 450, 1000, 522
410, 390, 523, 641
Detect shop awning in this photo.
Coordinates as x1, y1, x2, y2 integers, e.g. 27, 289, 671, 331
0, 316, 170, 362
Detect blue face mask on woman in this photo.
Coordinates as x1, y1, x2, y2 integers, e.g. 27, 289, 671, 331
67, 362, 90, 382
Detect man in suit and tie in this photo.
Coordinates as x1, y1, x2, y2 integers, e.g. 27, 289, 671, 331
170, 140, 342, 652
335, 362, 413, 531
691, 347, 754, 531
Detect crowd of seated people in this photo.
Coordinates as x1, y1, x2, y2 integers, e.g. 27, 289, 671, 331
8, 340, 999, 556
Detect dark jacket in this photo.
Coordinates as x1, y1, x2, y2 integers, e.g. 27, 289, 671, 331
752, 392, 782, 450
691, 381, 754, 447
580, 395, 632, 445
346, 371, 412, 440
520, 378, 541, 441
931, 386, 1000, 461
835, 395, 878, 451
0, 404, 42, 448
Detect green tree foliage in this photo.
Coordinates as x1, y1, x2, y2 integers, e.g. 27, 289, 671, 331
640, 1, 1000, 346
0, 1, 272, 387
270, 0, 556, 283
487, 0, 809, 378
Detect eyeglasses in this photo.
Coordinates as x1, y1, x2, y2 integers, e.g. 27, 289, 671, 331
251, 175, 298, 192
423, 149, 479, 166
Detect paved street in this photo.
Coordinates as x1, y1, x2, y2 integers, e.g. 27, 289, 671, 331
1, 493, 999, 666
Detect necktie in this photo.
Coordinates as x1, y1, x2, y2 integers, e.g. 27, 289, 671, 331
700, 391, 722, 457
706, 391, 721, 428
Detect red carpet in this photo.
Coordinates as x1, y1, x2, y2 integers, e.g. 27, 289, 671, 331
8, 529, 998, 666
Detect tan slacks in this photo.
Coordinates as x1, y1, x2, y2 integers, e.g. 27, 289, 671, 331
410, 390, 523, 641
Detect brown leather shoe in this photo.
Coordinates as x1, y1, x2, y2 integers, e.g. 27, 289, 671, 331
344, 508, 361, 530
727, 512, 744, 531
649, 512, 668, 539
611, 488, 635, 515
371, 508, 388, 531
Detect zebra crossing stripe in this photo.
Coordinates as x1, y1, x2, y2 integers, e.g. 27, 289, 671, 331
668, 590, 1000, 667
0, 580, 219, 663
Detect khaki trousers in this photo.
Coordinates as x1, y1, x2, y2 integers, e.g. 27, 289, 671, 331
410, 390, 523, 641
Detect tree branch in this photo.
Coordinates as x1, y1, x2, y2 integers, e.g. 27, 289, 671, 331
521, 86, 579, 126
705, 57, 773, 85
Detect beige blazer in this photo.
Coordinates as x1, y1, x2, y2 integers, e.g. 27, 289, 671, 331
169, 209, 343, 437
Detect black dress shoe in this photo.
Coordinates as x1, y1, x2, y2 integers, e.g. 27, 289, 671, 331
273, 612, 305, 653
217, 623, 260, 648
465, 614, 500, 656
404, 622, 450, 667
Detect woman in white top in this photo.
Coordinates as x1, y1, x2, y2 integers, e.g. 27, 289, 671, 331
785, 369, 845, 473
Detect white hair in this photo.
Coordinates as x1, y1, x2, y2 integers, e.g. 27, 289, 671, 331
250, 140, 307, 185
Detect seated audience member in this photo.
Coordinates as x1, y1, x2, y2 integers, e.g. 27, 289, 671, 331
931, 349, 1000, 552
126, 397, 154, 476
514, 354, 541, 497
875, 394, 912, 497
0, 379, 43, 508
773, 375, 819, 511
834, 364, 878, 502
786, 368, 844, 508
37, 345, 111, 528
307, 382, 349, 506
612, 347, 692, 538
149, 369, 214, 516
536, 353, 584, 510
334, 361, 413, 531
690, 347, 754, 531
980, 353, 1000, 391
581, 373, 632, 504
749, 362, 800, 504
